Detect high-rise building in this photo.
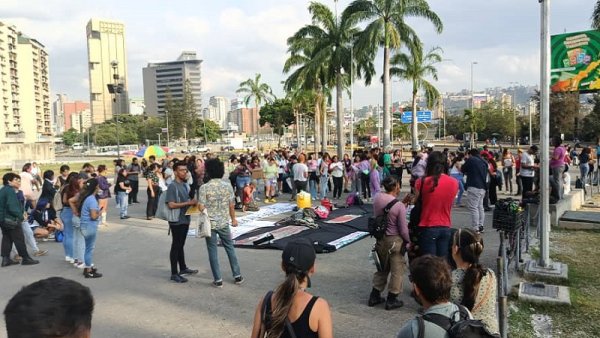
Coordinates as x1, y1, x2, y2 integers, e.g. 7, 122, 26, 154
86, 19, 128, 125
142, 51, 202, 118
208, 96, 229, 127
0, 21, 51, 144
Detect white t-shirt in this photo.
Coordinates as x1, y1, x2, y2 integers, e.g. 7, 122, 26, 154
20, 172, 35, 199
330, 162, 344, 178
292, 163, 308, 182
520, 152, 535, 177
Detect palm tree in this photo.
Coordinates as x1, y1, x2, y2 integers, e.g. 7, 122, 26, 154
236, 73, 274, 150
390, 46, 442, 150
343, 0, 443, 149
593, 0, 600, 29
285, 1, 373, 157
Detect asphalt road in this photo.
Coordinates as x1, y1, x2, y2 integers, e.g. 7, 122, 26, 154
0, 176, 512, 338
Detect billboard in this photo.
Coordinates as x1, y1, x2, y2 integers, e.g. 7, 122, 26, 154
401, 111, 432, 124
551, 29, 600, 93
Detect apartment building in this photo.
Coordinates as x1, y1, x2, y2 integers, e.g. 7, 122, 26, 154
0, 21, 51, 144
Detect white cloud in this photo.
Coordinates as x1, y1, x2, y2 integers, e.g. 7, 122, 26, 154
2, 0, 595, 107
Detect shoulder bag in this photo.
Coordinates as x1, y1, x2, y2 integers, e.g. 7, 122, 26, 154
156, 184, 181, 222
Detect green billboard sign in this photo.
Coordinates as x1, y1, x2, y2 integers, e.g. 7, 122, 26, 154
551, 29, 600, 93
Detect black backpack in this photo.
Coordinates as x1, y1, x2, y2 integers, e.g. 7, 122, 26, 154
417, 304, 500, 338
368, 199, 399, 240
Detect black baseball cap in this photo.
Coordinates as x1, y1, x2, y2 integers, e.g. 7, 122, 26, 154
282, 238, 316, 273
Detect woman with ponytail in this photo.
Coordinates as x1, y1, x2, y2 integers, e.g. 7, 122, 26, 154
450, 228, 498, 334
251, 238, 332, 338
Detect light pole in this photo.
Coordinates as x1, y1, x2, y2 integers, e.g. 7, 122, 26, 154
164, 109, 170, 148
470, 61, 478, 148
470, 61, 478, 110
509, 81, 519, 146
111, 60, 120, 160
539, 0, 551, 268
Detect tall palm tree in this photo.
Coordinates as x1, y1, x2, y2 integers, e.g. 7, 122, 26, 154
285, 1, 373, 157
593, 0, 600, 29
343, 0, 443, 149
390, 46, 442, 150
236, 73, 274, 150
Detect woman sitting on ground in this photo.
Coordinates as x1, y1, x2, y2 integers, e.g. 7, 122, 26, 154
29, 197, 62, 237
251, 238, 333, 338
450, 228, 499, 335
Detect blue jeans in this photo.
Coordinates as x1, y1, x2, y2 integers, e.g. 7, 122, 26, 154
60, 207, 74, 258
205, 227, 241, 282
580, 163, 590, 184
309, 178, 318, 199
319, 175, 329, 199
451, 173, 465, 205
79, 222, 98, 267
72, 215, 85, 263
117, 191, 128, 217
418, 226, 452, 260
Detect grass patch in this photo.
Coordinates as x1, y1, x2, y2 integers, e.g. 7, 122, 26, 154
509, 230, 600, 337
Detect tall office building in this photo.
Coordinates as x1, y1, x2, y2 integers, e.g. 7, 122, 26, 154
0, 21, 51, 144
86, 19, 128, 125
208, 96, 229, 127
142, 51, 202, 118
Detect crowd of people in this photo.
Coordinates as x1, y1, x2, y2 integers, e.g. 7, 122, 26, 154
2, 137, 596, 337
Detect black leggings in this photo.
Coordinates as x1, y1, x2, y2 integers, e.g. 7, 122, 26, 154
333, 176, 343, 199
146, 188, 160, 217
169, 223, 190, 275
361, 173, 371, 199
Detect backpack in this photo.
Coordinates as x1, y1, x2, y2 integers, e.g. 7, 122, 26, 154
417, 304, 500, 338
368, 199, 399, 240
52, 189, 63, 211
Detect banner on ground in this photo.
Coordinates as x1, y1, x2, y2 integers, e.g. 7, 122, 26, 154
551, 29, 600, 93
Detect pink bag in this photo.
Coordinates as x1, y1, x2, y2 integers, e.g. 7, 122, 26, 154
321, 198, 333, 211
313, 205, 330, 219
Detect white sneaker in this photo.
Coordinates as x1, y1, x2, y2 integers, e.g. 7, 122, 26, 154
65, 256, 75, 264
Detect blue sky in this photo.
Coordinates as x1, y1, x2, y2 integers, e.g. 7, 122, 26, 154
2, 0, 595, 107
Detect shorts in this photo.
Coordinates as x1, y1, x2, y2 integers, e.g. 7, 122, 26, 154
266, 178, 277, 187
278, 173, 285, 182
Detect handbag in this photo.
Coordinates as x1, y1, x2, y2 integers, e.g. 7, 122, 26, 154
155, 185, 181, 222
408, 177, 425, 249
2, 216, 20, 229
196, 210, 212, 238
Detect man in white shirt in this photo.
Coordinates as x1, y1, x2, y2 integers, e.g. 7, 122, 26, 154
292, 154, 309, 195
520, 145, 538, 199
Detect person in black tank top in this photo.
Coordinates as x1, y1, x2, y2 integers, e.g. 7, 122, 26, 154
251, 238, 333, 338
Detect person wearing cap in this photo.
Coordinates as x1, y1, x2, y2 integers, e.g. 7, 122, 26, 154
520, 145, 538, 199
251, 238, 333, 338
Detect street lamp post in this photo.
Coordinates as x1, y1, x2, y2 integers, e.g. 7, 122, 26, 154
509, 81, 519, 146
470, 61, 478, 110
164, 109, 170, 148
470, 61, 478, 148
111, 60, 120, 160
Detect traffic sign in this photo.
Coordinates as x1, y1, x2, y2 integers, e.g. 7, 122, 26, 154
161, 128, 168, 133
400, 111, 432, 124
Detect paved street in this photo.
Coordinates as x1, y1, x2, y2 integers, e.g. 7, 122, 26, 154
1, 177, 508, 338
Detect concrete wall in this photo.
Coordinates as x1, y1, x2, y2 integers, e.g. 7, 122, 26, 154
0, 143, 55, 170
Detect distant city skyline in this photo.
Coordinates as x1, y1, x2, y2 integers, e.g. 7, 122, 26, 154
1, 0, 593, 108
